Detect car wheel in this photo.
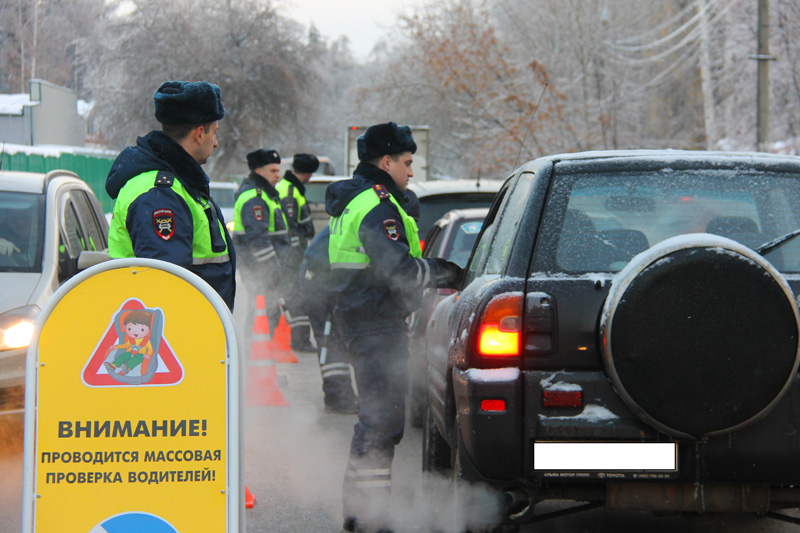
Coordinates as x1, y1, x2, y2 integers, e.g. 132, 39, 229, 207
601, 234, 800, 439
449, 417, 511, 533
408, 388, 425, 428
422, 398, 451, 473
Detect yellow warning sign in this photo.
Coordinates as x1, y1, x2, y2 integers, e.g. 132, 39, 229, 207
31, 263, 231, 532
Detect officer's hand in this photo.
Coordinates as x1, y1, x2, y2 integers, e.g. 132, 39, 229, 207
0, 238, 20, 256
433, 258, 464, 288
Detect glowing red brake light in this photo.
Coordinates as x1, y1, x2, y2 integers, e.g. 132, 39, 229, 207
481, 399, 506, 412
477, 293, 523, 357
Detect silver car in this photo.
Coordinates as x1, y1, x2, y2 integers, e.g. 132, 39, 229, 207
0, 170, 109, 410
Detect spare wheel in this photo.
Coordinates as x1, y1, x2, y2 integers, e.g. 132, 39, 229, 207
600, 234, 800, 439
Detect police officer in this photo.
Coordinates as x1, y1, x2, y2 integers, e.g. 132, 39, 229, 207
299, 225, 359, 414
326, 122, 463, 533
106, 80, 235, 310
232, 149, 292, 336
277, 153, 319, 352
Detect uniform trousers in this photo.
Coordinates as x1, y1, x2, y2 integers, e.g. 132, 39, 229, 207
337, 317, 408, 530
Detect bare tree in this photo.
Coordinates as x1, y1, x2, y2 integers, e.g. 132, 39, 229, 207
0, 0, 103, 94
354, 0, 564, 179
79, 0, 324, 174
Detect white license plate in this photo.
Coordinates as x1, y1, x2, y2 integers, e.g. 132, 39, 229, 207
534, 442, 677, 471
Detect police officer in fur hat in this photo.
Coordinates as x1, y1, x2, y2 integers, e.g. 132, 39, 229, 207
106, 81, 236, 309
232, 149, 293, 337
277, 153, 319, 352
326, 122, 463, 533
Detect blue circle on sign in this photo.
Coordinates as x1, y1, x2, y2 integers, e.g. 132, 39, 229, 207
91, 512, 179, 533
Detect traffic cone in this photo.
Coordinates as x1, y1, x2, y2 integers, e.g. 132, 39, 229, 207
244, 359, 288, 406
270, 314, 297, 364
245, 485, 256, 508
249, 295, 272, 361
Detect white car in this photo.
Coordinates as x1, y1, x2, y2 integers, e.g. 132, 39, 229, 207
408, 178, 502, 243
209, 181, 238, 229
0, 170, 109, 410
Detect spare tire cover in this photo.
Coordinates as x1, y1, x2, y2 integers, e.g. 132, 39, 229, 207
601, 234, 800, 439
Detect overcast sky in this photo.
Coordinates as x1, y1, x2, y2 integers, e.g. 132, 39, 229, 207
284, 0, 424, 60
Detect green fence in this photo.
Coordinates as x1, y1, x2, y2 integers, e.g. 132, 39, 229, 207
1, 150, 116, 212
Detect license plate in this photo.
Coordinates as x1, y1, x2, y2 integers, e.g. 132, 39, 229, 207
534, 442, 677, 472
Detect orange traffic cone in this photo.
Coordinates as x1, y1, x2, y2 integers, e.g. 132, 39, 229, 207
270, 314, 297, 364
245, 485, 256, 508
244, 359, 288, 406
249, 295, 272, 361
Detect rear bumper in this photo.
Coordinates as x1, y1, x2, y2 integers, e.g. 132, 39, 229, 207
453, 367, 800, 486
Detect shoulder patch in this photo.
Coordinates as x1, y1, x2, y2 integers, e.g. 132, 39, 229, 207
154, 171, 174, 188
153, 208, 175, 240
383, 218, 400, 241
372, 184, 391, 200
252, 205, 264, 221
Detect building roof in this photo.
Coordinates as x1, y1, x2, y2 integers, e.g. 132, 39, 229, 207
0, 94, 36, 116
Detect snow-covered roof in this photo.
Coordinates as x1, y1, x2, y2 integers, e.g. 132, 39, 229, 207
0, 141, 117, 158
0, 94, 37, 115
77, 99, 93, 118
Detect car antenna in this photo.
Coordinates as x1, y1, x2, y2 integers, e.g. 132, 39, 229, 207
511, 82, 548, 175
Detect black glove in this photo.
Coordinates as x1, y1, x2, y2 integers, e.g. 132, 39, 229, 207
433, 258, 464, 289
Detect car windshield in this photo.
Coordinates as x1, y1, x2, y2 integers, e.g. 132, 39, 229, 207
418, 193, 496, 238
0, 192, 45, 273
210, 186, 235, 209
545, 169, 800, 273
443, 218, 484, 268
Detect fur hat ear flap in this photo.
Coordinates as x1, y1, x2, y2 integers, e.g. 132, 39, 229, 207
247, 149, 281, 170
357, 122, 417, 162
153, 81, 225, 125
292, 153, 320, 174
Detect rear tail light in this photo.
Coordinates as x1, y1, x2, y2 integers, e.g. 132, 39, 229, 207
480, 399, 506, 412
477, 293, 523, 357
542, 389, 582, 408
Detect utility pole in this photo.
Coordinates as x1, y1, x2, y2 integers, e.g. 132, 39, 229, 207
754, 0, 773, 152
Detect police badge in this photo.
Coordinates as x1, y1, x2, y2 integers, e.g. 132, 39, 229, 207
383, 219, 400, 241
152, 208, 175, 241
252, 205, 264, 221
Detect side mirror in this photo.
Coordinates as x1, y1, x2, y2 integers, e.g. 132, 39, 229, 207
77, 250, 110, 271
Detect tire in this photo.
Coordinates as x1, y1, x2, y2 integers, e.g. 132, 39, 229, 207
601, 234, 800, 439
446, 417, 515, 533
422, 399, 451, 473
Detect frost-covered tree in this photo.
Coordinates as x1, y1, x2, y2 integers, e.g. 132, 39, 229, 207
79, 0, 323, 174
0, 0, 103, 94
355, 0, 564, 179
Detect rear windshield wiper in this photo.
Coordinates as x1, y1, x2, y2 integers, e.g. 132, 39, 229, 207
756, 228, 800, 255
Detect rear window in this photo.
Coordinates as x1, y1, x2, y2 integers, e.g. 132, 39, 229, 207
0, 191, 45, 273
443, 219, 484, 268
418, 193, 496, 238
210, 185, 236, 208
536, 169, 800, 273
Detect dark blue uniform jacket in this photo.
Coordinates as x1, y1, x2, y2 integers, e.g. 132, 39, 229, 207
325, 162, 449, 326
105, 130, 236, 309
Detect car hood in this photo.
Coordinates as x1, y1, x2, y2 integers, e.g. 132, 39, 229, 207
0, 273, 42, 313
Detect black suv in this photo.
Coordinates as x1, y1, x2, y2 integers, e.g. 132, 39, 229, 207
423, 150, 800, 529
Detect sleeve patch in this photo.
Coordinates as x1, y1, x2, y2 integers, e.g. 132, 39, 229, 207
252, 205, 264, 221
153, 209, 175, 241
383, 219, 400, 241
372, 184, 391, 200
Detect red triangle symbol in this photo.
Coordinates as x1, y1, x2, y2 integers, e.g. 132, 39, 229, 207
81, 298, 184, 387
